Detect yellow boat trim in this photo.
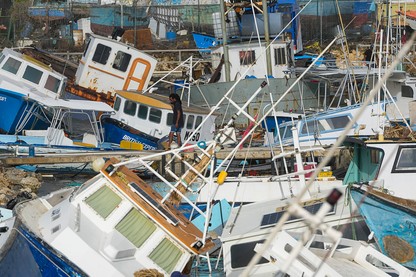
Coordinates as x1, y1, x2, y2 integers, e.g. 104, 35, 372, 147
117, 91, 172, 109
22, 54, 52, 72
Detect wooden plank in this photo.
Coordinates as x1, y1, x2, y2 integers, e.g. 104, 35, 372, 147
0, 147, 332, 166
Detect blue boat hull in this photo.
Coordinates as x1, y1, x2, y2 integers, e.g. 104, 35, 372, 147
102, 118, 160, 150
0, 226, 86, 276
351, 188, 416, 269
0, 88, 49, 134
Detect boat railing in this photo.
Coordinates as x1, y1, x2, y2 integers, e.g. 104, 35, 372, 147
43, 48, 211, 75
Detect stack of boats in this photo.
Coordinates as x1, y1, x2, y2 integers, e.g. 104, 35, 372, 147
1, 7, 416, 276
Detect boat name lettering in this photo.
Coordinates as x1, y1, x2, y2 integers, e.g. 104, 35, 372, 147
0, 96, 6, 101
122, 134, 156, 150
122, 134, 138, 143
405, 220, 416, 231
184, 131, 200, 142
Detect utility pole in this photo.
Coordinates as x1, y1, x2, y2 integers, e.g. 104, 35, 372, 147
219, 0, 230, 81
262, 0, 272, 76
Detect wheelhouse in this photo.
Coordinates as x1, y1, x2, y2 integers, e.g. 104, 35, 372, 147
75, 34, 157, 95
111, 91, 216, 143
0, 48, 67, 98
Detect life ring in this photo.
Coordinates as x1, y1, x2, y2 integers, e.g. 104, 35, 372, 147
197, 141, 207, 149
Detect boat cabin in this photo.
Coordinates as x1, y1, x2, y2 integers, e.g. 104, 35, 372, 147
75, 34, 157, 95
0, 48, 67, 99
211, 40, 293, 82
107, 91, 216, 147
0, 48, 67, 133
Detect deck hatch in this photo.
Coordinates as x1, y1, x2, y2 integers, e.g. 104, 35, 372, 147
129, 182, 179, 226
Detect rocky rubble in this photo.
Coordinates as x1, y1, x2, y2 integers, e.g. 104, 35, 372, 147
0, 167, 42, 206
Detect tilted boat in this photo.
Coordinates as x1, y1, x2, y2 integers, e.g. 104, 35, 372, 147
345, 136, 416, 270
68, 33, 158, 104
0, 48, 67, 134
0, 158, 216, 276
103, 91, 217, 150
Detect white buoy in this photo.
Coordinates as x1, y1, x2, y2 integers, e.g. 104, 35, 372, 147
92, 158, 105, 172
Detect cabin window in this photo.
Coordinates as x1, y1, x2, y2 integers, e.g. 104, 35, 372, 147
114, 97, 121, 111
44, 75, 61, 93
274, 47, 287, 65
320, 116, 350, 130
230, 240, 269, 268
83, 39, 91, 57
92, 43, 111, 65
2, 57, 21, 74
195, 116, 203, 128
115, 208, 156, 248
186, 115, 194, 129
301, 120, 324, 135
137, 105, 148, 119
392, 146, 416, 173
85, 185, 122, 219
167, 113, 173, 126
402, 85, 414, 98
148, 238, 182, 273
149, 108, 162, 123
123, 100, 137, 116
239, 50, 255, 65
23, 65, 43, 85
113, 51, 131, 72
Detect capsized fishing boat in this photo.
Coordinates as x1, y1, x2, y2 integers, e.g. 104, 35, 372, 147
345, 135, 416, 270
0, 158, 216, 276
221, 188, 414, 276
0, 48, 67, 134
102, 91, 217, 150
68, 33, 158, 104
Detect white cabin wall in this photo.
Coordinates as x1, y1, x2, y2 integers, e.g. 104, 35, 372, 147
212, 42, 290, 82
75, 36, 157, 95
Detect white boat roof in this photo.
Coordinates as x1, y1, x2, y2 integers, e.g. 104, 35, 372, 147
31, 95, 114, 112
221, 189, 336, 242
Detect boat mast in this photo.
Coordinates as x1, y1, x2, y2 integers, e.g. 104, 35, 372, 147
220, 0, 231, 81
262, 0, 272, 76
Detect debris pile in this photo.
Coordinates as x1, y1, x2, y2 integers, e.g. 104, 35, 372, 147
0, 167, 42, 206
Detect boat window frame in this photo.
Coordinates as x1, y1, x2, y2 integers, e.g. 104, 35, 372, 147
22, 65, 43, 85
2, 56, 22, 75
148, 237, 183, 274
83, 38, 91, 57
0, 53, 5, 65
112, 51, 132, 72
149, 107, 162, 123
186, 115, 194, 129
239, 50, 256, 65
114, 97, 121, 111
115, 208, 156, 248
137, 104, 148, 120
195, 116, 203, 128
123, 100, 137, 116
92, 43, 111, 65
402, 85, 414, 98
166, 112, 173, 126
84, 185, 122, 219
392, 145, 416, 173
44, 74, 61, 93
230, 239, 269, 269
274, 47, 287, 65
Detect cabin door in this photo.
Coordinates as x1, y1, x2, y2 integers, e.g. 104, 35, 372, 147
123, 58, 152, 91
